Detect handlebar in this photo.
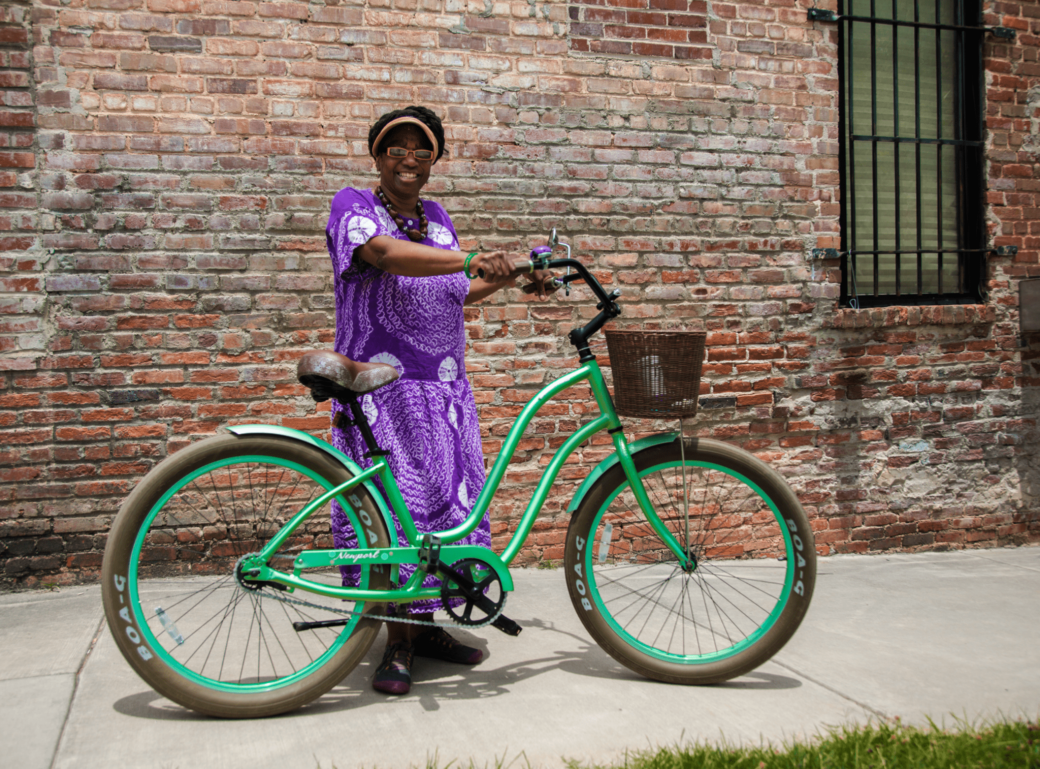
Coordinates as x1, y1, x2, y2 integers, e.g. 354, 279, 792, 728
476, 230, 622, 360
474, 258, 536, 281
476, 246, 615, 304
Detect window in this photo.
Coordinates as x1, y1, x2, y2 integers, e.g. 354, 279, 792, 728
838, 0, 986, 307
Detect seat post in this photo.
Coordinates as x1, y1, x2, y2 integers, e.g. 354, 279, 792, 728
339, 393, 386, 457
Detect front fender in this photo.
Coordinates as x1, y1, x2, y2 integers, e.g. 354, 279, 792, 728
226, 424, 396, 538
566, 432, 679, 514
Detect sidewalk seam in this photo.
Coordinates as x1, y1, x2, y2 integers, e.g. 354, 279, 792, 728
969, 551, 1040, 574
49, 615, 105, 769
1, 672, 82, 684
769, 661, 888, 720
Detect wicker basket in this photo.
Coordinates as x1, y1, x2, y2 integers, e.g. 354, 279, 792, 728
604, 330, 706, 419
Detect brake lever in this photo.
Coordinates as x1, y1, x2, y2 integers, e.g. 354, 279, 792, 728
525, 231, 573, 297
546, 234, 572, 297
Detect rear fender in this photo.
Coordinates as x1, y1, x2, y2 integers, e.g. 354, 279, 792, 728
226, 424, 396, 538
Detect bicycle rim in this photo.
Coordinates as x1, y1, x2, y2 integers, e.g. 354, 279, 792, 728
126, 454, 379, 694
584, 458, 797, 665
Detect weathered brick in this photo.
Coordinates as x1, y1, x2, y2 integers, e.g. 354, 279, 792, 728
148, 35, 202, 53
0, 0, 1035, 586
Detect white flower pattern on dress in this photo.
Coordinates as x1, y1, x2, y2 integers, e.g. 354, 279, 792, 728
373, 204, 396, 233
347, 216, 377, 245
361, 394, 378, 426
370, 351, 404, 376
427, 221, 455, 247
438, 356, 458, 382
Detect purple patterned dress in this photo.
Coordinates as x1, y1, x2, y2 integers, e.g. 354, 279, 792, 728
325, 187, 491, 614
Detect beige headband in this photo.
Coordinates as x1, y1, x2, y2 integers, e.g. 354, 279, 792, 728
370, 117, 439, 160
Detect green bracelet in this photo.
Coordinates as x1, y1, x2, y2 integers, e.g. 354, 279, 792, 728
463, 251, 479, 280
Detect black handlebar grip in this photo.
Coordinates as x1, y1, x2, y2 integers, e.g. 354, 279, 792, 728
474, 259, 535, 282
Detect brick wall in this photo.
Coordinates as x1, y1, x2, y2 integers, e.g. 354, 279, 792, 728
569, 0, 711, 60
0, 0, 1037, 586
1, 0, 50, 576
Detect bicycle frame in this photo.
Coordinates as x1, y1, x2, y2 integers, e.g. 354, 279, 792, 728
238, 321, 690, 603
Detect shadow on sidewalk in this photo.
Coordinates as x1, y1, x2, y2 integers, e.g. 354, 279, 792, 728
108, 616, 802, 721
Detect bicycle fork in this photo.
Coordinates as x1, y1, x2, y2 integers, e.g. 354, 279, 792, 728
610, 431, 694, 571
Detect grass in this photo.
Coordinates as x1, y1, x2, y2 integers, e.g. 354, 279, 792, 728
567, 718, 1040, 769
317, 716, 1040, 769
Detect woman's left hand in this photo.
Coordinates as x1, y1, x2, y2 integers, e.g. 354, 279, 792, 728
524, 269, 559, 300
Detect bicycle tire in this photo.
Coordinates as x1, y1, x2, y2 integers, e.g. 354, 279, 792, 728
101, 433, 392, 718
564, 437, 815, 684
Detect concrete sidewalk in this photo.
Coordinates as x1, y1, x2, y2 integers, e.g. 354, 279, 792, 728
2, 547, 1038, 769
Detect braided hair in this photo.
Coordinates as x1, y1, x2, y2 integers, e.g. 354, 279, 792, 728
367, 106, 447, 162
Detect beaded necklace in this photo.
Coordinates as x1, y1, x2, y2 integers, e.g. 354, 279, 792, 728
374, 186, 427, 242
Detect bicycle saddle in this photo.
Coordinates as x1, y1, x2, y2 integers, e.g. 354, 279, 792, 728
297, 351, 400, 400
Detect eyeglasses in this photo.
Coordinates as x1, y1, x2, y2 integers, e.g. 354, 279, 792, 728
385, 147, 434, 161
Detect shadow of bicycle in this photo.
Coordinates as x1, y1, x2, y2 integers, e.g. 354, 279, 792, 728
111, 615, 802, 720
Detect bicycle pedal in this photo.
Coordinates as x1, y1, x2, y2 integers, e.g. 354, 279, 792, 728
491, 615, 522, 636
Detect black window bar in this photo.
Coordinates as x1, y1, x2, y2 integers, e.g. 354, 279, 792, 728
812, 0, 1011, 308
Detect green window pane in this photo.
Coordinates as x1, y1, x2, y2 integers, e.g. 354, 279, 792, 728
840, 0, 980, 303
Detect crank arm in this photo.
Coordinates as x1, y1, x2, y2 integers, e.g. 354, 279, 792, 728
293, 618, 350, 632
438, 564, 497, 609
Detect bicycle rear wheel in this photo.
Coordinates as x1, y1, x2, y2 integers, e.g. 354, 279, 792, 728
565, 437, 815, 684
101, 433, 391, 718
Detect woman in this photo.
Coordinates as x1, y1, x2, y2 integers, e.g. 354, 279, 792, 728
324, 106, 554, 695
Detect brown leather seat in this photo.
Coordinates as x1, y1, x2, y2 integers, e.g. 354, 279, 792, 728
297, 350, 400, 396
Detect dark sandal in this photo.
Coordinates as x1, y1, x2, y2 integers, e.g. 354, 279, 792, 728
373, 642, 414, 695
412, 627, 484, 665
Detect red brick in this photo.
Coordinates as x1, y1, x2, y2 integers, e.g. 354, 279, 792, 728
0, 0, 1034, 585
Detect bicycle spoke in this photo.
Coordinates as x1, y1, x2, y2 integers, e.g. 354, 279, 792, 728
254, 593, 279, 682
227, 465, 240, 541
696, 561, 786, 606
600, 563, 677, 617
263, 600, 298, 676
163, 578, 238, 647
217, 586, 241, 682
204, 470, 232, 533
631, 567, 679, 640
165, 485, 218, 533
683, 573, 702, 655
182, 587, 242, 667
597, 559, 673, 589
653, 576, 688, 651
147, 574, 234, 618
693, 569, 742, 647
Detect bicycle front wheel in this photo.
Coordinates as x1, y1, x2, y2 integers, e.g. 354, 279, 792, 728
565, 437, 815, 684
101, 433, 392, 718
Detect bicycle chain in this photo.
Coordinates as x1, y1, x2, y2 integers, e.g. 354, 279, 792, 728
250, 578, 507, 630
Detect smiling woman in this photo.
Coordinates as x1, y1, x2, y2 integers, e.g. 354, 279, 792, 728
323, 105, 557, 697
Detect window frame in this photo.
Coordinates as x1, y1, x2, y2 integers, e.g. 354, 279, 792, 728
837, 0, 987, 308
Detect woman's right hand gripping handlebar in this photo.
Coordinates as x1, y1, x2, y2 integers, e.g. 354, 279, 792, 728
470, 251, 559, 300
468, 251, 516, 283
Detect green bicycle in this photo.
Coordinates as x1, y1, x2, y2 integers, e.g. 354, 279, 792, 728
101, 235, 816, 718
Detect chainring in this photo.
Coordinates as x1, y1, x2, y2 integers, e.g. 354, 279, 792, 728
440, 558, 506, 627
